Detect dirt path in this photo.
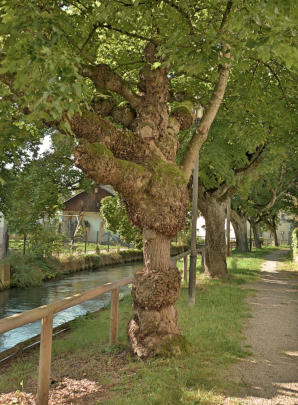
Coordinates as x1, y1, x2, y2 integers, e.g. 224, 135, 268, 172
225, 250, 298, 405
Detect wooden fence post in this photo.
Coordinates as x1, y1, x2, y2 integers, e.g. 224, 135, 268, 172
183, 255, 188, 285
37, 313, 53, 405
109, 288, 119, 345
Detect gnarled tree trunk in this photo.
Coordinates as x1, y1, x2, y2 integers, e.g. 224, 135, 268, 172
251, 220, 262, 248
66, 38, 230, 357
198, 195, 228, 279
73, 44, 192, 357
231, 210, 249, 252
128, 229, 182, 357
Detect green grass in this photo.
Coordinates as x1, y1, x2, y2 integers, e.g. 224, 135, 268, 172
0, 252, 60, 288
277, 249, 298, 272
9, 238, 120, 255
0, 249, 271, 404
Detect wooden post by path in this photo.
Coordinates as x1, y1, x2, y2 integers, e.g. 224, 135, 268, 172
226, 198, 231, 257
109, 288, 119, 345
183, 255, 188, 285
37, 313, 53, 405
0, 276, 132, 405
189, 153, 199, 306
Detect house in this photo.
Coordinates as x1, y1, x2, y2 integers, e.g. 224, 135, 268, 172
259, 212, 293, 245
61, 186, 116, 243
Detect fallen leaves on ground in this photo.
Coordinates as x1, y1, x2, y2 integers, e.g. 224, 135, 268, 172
0, 377, 103, 405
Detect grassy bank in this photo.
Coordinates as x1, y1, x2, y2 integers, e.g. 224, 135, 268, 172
1, 246, 186, 289
0, 249, 142, 289
0, 248, 272, 404
277, 248, 298, 272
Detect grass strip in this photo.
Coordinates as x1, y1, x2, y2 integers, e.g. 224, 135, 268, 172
0, 248, 272, 404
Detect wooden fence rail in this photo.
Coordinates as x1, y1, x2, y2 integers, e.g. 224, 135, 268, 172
0, 276, 133, 405
173, 248, 205, 284
0, 248, 214, 404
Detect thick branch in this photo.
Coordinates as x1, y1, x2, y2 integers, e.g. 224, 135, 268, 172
256, 177, 296, 213
180, 53, 230, 180
97, 22, 152, 42
213, 146, 266, 199
80, 24, 99, 51
69, 111, 144, 162
230, 207, 247, 226
74, 140, 151, 195
80, 64, 141, 109
162, 0, 195, 34
250, 58, 288, 102
219, 1, 233, 32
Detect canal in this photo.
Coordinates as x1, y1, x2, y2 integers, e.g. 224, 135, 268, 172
0, 262, 142, 353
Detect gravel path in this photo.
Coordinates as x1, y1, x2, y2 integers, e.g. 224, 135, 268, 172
225, 250, 298, 405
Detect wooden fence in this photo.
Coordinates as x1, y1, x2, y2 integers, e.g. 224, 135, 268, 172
0, 276, 133, 405
173, 248, 205, 284
0, 248, 204, 404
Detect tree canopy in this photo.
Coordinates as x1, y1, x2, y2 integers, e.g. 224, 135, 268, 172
0, 0, 297, 356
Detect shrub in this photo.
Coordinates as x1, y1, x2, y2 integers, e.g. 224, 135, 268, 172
0, 252, 59, 288
27, 228, 65, 258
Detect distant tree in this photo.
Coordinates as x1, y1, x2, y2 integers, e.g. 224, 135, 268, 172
0, 135, 87, 239
233, 157, 297, 248
100, 193, 142, 248
190, 53, 297, 273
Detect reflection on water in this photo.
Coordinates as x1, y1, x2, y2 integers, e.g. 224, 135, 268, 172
0, 263, 142, 353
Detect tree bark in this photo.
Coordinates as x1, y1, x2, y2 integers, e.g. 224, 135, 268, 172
70, 42, 228, 357
128, 229, 181, 357
265, 220, 279, 246
231, 210, 249, 252
189, 153, 199, 306
273, 228, 279, 246
251, 220, 262, 249
198, 195, 228, 279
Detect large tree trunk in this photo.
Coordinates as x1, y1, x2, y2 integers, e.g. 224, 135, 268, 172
251, 220, 262, 248
265, 220, 279, 246
273, 228, 279, 246
128, 229, 182, 357
74, 46, 191, 357
231, 210, 249, 252
198, 195, 228, 279
72, 42, 228, 357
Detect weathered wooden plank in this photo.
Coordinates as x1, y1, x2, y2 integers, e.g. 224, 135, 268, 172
0, 276, 133, 334
37, 313, 53, 405
172, 248, 204, 262
183, 255, 188, 284
109, 287, 119, 345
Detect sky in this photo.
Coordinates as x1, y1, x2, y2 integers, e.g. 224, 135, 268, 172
39, 134, 52, 155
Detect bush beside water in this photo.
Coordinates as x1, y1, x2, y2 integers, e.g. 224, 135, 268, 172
0, 244, 186, 289
0, 253, 59, 288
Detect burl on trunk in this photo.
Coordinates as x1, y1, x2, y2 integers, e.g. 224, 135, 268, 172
128, 229, 182, 357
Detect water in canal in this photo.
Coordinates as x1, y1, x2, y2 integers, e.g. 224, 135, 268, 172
0, 263, 142, 353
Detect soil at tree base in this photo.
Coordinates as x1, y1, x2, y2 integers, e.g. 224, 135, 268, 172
224, 250, 298, 405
